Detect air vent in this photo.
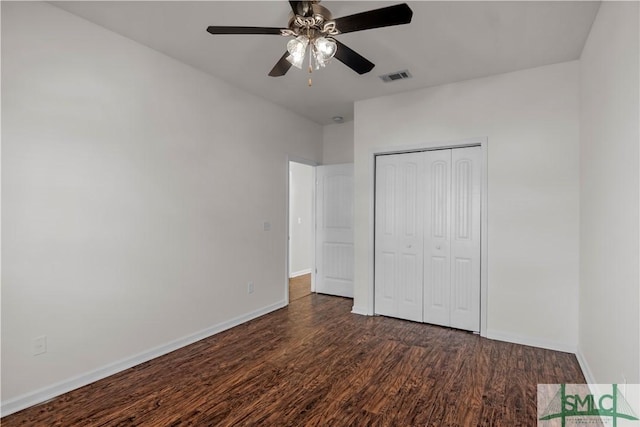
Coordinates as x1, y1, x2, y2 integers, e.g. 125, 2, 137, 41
379, 70, 412, 83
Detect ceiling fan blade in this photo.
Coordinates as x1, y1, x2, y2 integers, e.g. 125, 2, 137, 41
269, 52, 293, 77
289, 1, 313, 17
333, 3, 413, 34
333, 40, 375, 75
206, 26, 282, 35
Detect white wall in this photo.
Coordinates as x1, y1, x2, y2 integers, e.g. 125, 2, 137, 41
578, 1, 639, 384
1, 1, 322, 410
354, 61, 580, 351
323, 121, 354, 164
289, 162, 314, 277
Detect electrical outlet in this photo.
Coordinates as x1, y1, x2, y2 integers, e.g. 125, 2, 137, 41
33, 335, 47, 356
248, 281, 254, 294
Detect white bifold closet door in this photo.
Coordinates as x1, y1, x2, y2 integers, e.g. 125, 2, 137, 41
375, 147, 481, 332
374, 152, 424, 322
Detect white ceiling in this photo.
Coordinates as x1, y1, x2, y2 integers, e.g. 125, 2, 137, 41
51, 1, 600, 125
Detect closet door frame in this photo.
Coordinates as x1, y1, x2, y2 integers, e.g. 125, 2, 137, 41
368, 137, 488, 337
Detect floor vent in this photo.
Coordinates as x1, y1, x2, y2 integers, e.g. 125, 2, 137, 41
379, 70, 412, 83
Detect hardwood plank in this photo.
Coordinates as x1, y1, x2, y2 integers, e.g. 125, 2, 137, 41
1, 294, 585, 426
288, 273, 311, 302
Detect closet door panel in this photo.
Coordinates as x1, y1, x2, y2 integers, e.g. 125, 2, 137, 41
396, 158, 424, 321
423, 150, 452, 327
374, 152, 424, 322
374, 159, 398, 317
449, 147, 481, 332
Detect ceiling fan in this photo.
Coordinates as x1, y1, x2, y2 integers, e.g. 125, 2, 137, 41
206, 1, 413, 82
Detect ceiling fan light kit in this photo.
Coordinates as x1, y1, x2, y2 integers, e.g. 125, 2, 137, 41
206, 1, 413, 84
286, 35, 336, 71
281, 5, 339, 82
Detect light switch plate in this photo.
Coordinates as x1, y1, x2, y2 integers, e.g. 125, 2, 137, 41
33, 335, 47, 356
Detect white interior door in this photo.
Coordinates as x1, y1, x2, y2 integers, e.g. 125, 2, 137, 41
374, 153, 424, 322
315, 164, 354, 298
374, 147, 481, 332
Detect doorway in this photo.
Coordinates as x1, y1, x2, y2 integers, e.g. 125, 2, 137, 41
288, 161, 314, 302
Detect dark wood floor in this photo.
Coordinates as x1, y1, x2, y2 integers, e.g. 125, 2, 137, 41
289, 273, 311, 302
2, 294, 585, 426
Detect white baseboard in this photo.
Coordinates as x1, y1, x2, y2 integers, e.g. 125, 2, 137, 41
1, 300, 287, 417
351, 305, 371, 316
486, 329, 577, 354
575, 347, 597, 384
289, 269, 312, 278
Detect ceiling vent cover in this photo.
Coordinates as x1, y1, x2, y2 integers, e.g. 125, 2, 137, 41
379, 70, 412, 83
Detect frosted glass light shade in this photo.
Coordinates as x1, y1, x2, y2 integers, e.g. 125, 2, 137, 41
312, 37, 337, 69
286, 36, 309, 69
314, 37, 337, 60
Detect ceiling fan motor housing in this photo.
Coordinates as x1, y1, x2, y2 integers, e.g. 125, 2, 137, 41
283, 4, 339, 39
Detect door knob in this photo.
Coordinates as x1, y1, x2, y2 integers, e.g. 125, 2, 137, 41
436, 245, 441, 250
406, 244, 412, 248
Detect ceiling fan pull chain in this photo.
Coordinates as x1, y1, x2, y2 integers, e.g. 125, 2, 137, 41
307, 27, 313, 86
